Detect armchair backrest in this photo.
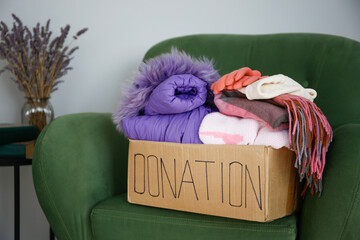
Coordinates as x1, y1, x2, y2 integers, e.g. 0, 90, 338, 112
144, 33, 360, 128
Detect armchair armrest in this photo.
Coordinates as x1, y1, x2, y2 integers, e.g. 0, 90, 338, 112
299, 122, 360, 240
33, 113, 128, 240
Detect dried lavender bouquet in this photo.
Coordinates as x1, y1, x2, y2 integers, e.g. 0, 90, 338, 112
0, 14, 87, 130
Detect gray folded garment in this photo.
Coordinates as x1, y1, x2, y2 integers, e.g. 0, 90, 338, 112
214, 90, 289, 130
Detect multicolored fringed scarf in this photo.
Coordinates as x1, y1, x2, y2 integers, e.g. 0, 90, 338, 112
274, 94, 333, 196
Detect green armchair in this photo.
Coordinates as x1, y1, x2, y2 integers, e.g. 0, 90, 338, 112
33, 33, 360, 240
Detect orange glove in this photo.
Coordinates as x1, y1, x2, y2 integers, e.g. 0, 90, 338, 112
211, 67, 267, 94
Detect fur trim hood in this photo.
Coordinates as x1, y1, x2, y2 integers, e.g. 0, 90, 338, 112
113, 49, 220, 132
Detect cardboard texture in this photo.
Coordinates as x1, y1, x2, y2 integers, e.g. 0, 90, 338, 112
127, 139, 298, 222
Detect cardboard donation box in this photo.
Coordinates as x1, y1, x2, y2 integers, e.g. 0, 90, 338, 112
127, 139, 299, 222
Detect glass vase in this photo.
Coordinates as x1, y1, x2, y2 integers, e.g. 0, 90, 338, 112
21, 97, 54, 132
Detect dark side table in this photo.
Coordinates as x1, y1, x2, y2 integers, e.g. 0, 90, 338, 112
0, 143, 55, 240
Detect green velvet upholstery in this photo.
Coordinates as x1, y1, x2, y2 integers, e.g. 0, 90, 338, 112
144, 34, 360, 129
91, 194, 297, 240
33, 34, 360, 240
299, 123, 360, 239
33, 113, 129, 240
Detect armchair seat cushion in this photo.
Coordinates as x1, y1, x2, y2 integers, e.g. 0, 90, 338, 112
90, 194, 297, 240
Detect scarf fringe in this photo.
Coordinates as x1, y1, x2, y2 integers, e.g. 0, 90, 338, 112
275, 95, 333, 196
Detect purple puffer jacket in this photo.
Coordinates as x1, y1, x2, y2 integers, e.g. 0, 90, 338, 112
122, 74, 213, 144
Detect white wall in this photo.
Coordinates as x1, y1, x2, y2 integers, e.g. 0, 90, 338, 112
0, 0, 359, 239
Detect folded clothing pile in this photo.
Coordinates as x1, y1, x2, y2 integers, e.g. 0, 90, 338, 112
113, 50, 333, 196
113, 49, 219, 144
209, 68, 333, 195
200, 68, 294, 150
199, 112, 289, 149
